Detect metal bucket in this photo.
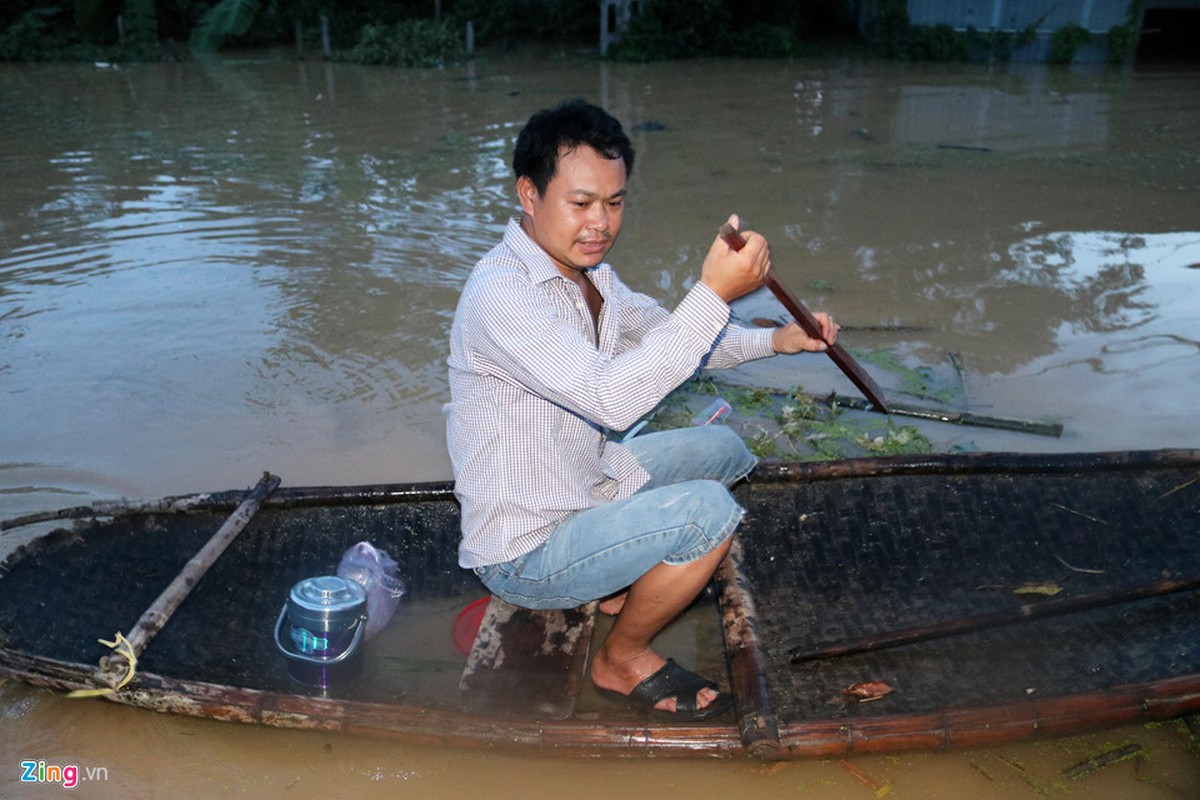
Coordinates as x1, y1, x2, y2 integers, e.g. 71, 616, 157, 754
274, 575, 367, 690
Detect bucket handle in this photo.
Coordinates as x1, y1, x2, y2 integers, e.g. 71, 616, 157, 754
274, 605, 365, 665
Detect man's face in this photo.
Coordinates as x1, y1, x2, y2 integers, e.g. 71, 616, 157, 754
517, 145, 627, 277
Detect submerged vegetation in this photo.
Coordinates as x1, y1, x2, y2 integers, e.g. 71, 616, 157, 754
0, 0, 1137, 65
628, 339, 1072, 461
641, 372, 938, 463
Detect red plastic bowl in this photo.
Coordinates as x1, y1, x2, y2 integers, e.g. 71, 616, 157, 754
452, 596, 490, 657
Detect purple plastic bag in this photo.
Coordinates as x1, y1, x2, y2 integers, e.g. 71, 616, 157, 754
337, 541, 407, 639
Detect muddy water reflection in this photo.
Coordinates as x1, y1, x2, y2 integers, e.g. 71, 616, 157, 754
1, 54, 1197, 798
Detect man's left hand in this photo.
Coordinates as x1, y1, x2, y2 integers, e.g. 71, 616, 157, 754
770, 314, 839, 354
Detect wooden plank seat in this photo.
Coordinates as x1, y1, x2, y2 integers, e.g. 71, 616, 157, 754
458, 596, 598, 719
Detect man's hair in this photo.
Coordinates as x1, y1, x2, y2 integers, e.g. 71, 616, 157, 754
512, 98, 635, 196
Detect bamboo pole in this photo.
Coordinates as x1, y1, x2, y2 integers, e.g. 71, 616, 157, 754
789, 570, 1200, 664
822, 393, 1064, 437
1063, 743, 1143, 779
715, 538, 780, 757
95, 472, 280, 688
2, 479, 458, 534
695, 378, 1064, 438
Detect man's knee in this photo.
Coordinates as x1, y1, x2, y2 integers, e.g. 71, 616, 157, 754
706, 425, 757, 482
672, 479, 743, 550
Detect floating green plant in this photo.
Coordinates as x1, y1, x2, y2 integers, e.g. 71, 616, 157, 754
636, 375, 933, 463
854, 348, 964, 404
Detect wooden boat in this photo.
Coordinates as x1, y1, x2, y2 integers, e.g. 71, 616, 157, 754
1, 449, 1198, 759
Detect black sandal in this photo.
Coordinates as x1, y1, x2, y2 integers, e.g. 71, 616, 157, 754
598, 658, 734, 721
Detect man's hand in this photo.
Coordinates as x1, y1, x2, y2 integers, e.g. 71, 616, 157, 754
771, 314, 839, 353
700, 214, 771, 303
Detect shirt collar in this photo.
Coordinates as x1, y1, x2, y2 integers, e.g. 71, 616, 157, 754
503, 217, 613, 288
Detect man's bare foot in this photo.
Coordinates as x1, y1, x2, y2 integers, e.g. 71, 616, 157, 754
590, 642, 720, 714
598, 591, 627, 616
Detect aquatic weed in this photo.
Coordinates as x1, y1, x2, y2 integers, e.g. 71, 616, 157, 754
629, 373, 934, 462
855, 349, 963, 404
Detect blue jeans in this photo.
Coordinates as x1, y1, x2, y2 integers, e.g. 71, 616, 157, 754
473, 425, 757, 610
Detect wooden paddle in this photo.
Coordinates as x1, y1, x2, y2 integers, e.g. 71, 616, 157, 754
718, 223, 891, 413
789, 570, 1200, 664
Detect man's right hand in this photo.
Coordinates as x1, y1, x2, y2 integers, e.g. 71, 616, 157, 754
699, 213, 771, 303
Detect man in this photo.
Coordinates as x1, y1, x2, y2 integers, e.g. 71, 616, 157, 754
445, 99, 837, 719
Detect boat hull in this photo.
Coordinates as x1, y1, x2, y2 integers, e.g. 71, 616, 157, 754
2, 450, 1198, 758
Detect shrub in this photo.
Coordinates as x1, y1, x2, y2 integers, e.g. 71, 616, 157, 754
1048, 23, 1091, 63
1105, 23, 1136, 63
349, 19, 463, 67
908, 23, 971, 61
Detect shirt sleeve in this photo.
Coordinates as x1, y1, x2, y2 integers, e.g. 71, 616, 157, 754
461, 271, 735, 432
704, 318, 778, 369
609, 280, 777, 368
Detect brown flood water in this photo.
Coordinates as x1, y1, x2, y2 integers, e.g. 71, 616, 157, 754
1, 51, 1198, 797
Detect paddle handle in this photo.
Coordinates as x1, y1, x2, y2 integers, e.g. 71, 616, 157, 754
718, 223, 891, 413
